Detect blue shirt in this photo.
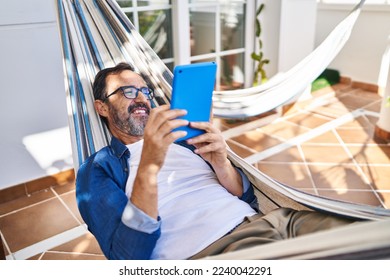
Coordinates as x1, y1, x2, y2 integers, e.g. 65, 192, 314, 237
76, 136, 259, 260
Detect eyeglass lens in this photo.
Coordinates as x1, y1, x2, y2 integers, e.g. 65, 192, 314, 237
123, 87, 152, 99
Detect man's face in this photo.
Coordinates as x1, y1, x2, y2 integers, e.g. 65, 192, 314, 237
104, 70, 151, 137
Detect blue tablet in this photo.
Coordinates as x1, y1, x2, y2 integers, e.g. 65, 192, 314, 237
171, 62, 217, 142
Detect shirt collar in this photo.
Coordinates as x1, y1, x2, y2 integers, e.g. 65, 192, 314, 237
110, 136, 130, 158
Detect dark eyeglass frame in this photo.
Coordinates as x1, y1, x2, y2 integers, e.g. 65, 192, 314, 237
103, 85, 154, 102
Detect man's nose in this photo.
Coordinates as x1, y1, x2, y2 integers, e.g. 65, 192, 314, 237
134, 90, 148, 102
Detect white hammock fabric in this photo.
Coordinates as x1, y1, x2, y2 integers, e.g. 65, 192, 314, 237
56, 0, 390, 259
212, 0, 366, 118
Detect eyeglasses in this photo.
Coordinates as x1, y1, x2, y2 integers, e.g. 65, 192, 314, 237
104, 86, 154, 102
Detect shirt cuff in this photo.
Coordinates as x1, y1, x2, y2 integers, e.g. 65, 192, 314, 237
121, 200, 161, 234
235, 167, 251, 193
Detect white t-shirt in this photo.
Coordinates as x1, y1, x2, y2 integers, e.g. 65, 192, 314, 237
125, 140, 256, 259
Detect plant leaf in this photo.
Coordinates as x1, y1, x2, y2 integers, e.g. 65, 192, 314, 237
255, 20, 260, 37
256, 3, 264, 16
251, 53, 261, 61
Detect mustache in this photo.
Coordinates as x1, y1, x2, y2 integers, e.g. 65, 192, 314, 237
128, 103, 150, 114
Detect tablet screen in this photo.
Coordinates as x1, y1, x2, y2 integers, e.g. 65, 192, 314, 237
171, 62, 217, 142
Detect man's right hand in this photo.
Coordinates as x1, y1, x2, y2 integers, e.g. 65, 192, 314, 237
130, 105, 188, 219
141, 104, 188, 170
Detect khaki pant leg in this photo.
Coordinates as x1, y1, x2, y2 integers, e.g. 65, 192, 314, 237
190, 208, 354, 259
288, 208, 353, 238
190, 212, 282, 259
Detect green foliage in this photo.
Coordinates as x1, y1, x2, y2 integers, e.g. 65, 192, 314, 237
311, 78, 331, 92
311, 69, 340, 92
386, 96, 390, 107
251, 3, 269, 84
255, 3, 264, 37
117, 0, 132, 8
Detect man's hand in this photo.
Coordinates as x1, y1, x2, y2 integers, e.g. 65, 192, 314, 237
186, 122, 243, 197
131, 105, 188, 219
141, 105, 189, 170
186, 121, 229, 169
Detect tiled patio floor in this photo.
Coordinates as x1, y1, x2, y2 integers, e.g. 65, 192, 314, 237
1, 81, 389, 260
215, 82, 389, 209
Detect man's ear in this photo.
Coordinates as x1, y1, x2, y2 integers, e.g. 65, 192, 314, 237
94, 100, 109, 117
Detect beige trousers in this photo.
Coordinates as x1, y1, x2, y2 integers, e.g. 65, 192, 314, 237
190, 208, 354, 259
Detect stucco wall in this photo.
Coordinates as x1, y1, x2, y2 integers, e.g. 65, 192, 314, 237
0, 0, 72, 190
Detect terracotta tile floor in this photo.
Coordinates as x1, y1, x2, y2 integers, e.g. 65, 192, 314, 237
1, 82, 389, 260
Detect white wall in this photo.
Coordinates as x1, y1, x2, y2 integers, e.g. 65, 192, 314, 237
1, 1, 388, 191
278, 0, 317, 72
0, 0, 72, 190
315, 4, 390, 84
261, 2, 390, 85
257, 0, 281, 78
260, 0, 317, 77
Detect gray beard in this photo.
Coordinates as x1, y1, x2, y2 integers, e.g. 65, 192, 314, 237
127, 114, 148, 136
108, 103, 149, 136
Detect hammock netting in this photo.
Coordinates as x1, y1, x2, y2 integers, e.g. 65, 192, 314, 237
56, 0, 390, 259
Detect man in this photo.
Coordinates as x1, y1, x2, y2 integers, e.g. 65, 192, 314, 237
76, 62, 353, 260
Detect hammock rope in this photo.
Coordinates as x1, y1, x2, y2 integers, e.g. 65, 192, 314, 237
212, 0, 366, 118
56, 0, 390, 222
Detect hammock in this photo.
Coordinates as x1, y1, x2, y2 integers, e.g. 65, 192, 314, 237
212, 0, 366, 118
56, 0, 390, 259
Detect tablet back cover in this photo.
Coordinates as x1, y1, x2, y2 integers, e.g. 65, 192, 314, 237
171, 62, 217, 141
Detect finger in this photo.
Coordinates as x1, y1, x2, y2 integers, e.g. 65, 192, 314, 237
151, 106, 187, 122
159, 119, 190, 137
147, 107, 187, 131
188, 121, 217, 133
146, 105, 169, 128
194, 140, 226, 153
144, 118, 189, 145
187, 132, 215, 145
164, 130, 188, 144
